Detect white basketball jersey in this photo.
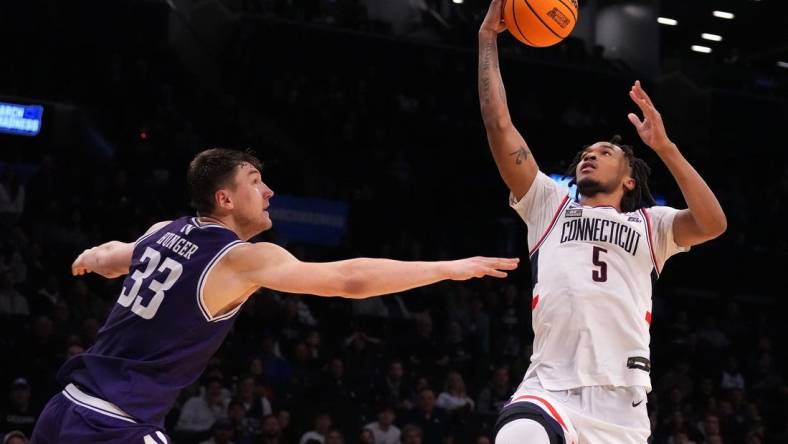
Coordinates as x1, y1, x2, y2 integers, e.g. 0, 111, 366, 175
511, 172, 688, 392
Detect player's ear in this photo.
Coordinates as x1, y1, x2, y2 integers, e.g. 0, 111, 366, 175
215, 188, 234, 211
623, 176, 636, 192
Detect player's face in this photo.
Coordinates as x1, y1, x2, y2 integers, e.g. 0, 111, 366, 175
229, 162, 274, 234
575, 142, 633, 197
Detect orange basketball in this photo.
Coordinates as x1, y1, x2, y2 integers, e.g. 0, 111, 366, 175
503, 0, 578, 47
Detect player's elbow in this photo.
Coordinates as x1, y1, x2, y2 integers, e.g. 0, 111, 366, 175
340, 273, 369, 299
334, 261, 370, 298
708, 216, 727, 239
698, 215, 727, 242
341, 279, 368, 299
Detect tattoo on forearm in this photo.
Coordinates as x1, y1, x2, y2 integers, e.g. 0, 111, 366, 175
479, 40, 497, 105
510, 146, 531, 165
481, 77, 491, 105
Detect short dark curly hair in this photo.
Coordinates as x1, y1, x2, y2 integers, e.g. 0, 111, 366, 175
565, 135, 656, 212
187, 148, 263, 215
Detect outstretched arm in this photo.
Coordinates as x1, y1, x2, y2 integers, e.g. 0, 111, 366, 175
236, 243, 519, 299
627, 81, 727, 247
71, 221, 170, 278
479, 0, 538, 201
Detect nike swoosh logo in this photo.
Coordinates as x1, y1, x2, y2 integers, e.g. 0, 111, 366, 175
632, 399, 644, 407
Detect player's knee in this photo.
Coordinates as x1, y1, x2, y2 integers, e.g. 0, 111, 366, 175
495, 418, 551, 444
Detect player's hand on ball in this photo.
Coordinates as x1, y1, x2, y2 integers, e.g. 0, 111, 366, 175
448, 257, 519, 280
628, 80, 674, 152
480, 0, 507, 35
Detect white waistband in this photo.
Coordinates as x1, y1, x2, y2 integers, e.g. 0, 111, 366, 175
62, 383, 137, 424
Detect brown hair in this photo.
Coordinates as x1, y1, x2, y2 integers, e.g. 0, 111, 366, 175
187, 148, 263, 215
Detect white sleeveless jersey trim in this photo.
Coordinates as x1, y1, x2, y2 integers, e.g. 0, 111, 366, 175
142, 434, 168, 444
62, 383, 137, 423
134, 224, 169, 247
639, 208, 660, 276
196, 240, 247, 322
529, 195, 571, 257
191, 217, 231, 231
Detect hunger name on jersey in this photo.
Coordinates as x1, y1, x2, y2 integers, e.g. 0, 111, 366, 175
154, 230, 200, 259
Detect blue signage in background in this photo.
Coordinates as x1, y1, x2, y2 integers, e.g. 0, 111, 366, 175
268, 195, 348, 246
0, 101, 44, 136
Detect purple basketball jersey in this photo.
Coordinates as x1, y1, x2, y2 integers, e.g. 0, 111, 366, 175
57, 217, 247, 426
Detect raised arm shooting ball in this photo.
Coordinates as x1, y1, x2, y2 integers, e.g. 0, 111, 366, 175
503, 0, 578, 47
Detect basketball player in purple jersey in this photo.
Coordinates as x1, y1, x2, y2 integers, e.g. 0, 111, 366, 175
478, 1, 727, 442
31, 149, 519, 443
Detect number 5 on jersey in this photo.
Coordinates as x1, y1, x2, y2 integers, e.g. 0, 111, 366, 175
117, 247, 183, 319
592, 246, 608, 282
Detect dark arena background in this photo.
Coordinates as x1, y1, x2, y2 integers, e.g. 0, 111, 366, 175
1, 0, 787, 443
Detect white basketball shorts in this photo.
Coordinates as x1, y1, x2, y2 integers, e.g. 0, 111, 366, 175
496, 374, 651, 444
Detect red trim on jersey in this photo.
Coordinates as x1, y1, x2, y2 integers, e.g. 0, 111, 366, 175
531, 294, 539, 310
529, 195, 571, 257
645, 311, 652, 325
640, 208, 660, 275
510, 395, 568, 431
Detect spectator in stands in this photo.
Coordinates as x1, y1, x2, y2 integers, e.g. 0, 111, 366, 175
0, 379, 37, 437
299, 412, 332, 444
325, 429, 344, 444
403, 314, 449, 381
400, 424, 423, 444
259, 414, 283, 444
0, 271, 28, 317
697, 413, 722, 443
358, 428, 375, 444
476, 366, 512, 415
199, 418, 235, 444
32, 275, 61, 316
236, 374, 271, 427
342, 329, 384, 380
364, 404, 401, 444
175, 378, 230, 436
464, 297, 491, 355
226, 400, 251, 444
2, 430, 28, 444
436, 371, 474, 413
697, 315, 729, 350
400, 388, 446, 444
0, 168, 25, 217
374, 359, 413, 411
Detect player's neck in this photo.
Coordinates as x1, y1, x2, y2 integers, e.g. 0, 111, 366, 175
579, 194, 622, 211
199, 214, 253, 240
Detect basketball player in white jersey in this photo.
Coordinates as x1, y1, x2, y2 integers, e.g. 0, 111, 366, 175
477, 1, 727, 443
